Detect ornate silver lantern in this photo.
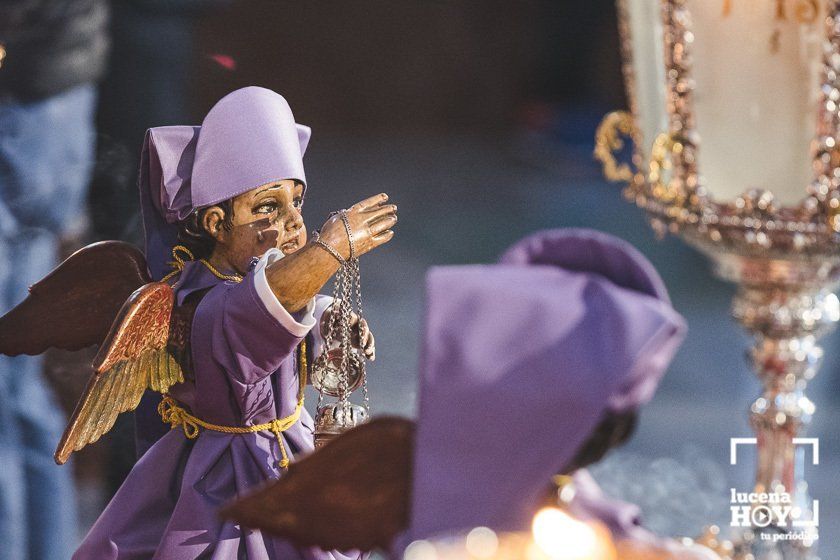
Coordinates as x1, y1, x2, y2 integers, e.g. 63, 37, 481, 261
596, 1, 840, 558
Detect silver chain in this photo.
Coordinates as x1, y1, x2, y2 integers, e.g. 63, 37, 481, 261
351, 255, 369, 412
315, 210, 369, 417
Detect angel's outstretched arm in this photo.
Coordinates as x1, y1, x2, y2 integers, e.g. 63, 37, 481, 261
265, 193, 397, 312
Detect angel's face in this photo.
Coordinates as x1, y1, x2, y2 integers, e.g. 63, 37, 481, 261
202, 179, 306, 274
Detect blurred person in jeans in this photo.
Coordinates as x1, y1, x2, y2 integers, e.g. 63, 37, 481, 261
0, 1, 108, 557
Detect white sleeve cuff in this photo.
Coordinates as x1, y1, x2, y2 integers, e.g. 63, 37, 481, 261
310, 295, 335, 358
252, 248, 317, 338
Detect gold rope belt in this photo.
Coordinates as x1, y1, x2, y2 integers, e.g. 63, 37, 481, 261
158, 342, 308, 469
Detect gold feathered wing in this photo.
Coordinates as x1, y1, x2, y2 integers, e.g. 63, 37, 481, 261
54, 282, 183, 464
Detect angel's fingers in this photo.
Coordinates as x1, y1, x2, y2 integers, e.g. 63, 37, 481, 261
369, 214, 398, 235
364, 333, 376, 361
352, 193, 389, 212
363, 205, 397, 225
362, 202, 397, 219
371, 229, 395, 244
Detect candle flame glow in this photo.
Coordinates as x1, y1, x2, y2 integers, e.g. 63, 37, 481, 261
531, 508, 598, 560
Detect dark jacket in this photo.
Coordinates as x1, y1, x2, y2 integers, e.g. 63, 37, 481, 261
0, 0, 109, 100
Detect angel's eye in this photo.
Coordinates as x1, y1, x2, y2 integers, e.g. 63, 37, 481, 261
255, 202, 278, 214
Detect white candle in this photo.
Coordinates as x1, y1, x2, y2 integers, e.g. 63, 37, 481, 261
685, 0, 825, 205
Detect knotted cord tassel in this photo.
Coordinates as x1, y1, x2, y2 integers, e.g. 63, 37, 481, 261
158, 396, 200, 439
271, 421, 291, 468
161, 245, 196, 283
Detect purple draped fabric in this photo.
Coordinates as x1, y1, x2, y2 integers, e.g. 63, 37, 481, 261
407, 228, 687, 543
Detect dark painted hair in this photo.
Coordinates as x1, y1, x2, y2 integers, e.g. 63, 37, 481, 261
562, 409, 638, 473
177, 199, 234, 260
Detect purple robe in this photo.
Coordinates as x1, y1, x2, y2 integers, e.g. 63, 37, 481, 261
75, 255, 358, 560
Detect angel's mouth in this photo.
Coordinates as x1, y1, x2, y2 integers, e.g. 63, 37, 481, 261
280, 239, 300, 255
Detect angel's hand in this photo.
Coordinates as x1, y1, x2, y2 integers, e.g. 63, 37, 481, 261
356, 318, 375, 361
320, 302, 376, 361
318, 193, 397, 259
264, 194, 396, 314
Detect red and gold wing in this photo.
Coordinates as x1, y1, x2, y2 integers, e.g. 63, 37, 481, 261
54, 282, 183, 464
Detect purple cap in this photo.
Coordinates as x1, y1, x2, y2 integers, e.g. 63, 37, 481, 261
407, 229, 686, 542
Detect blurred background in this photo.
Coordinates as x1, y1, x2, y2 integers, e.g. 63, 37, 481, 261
0, 1, 837, 558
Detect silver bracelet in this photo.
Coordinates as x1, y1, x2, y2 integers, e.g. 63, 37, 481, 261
311, 229, 347, 264
339, 210, 356, 260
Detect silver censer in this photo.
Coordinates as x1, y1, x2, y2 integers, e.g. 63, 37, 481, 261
311, 213, 371, 449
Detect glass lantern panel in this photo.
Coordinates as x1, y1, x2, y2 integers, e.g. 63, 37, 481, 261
625, 0, 670, 165
685, 0, 825, 205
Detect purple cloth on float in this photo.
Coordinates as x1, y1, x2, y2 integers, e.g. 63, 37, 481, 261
569, 470, 647, 540
75, 262, 356, 560
407, 228, 687, 543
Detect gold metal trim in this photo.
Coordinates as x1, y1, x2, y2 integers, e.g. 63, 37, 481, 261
593, 110, 637, 183
648, 132, 684, 205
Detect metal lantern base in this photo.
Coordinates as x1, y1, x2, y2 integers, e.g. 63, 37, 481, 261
680, 236, 836, 560
698, 526, 819, 560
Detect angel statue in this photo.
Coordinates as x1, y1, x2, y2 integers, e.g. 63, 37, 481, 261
0, 86, 398, 559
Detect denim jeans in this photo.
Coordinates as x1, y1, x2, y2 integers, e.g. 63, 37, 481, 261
0, 84, 96, 560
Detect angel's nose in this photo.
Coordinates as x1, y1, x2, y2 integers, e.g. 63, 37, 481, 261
286, 208, 303, 231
